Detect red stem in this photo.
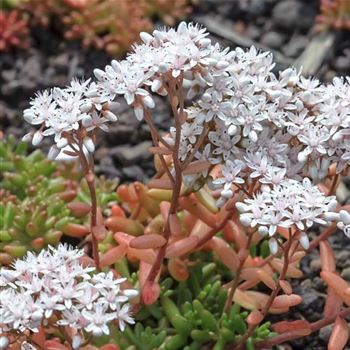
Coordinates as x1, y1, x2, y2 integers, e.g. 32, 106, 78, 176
255, 307, 350, 349
231, 231, 295, 350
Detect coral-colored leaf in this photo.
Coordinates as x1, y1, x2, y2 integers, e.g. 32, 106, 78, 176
271, 294, 303, 308
62, 223, 90, 237
165, 236, 199, 258
67, 201, 91, 217
111, 204, 126, 217
279, 280, 292, 295
272, 320, 311, 335
223, 220, 247, 248
321, 271, 350, 307
320, 241, 336, 272
247, 310, 264, 326
328, 317, 349, 350
324, 286, 343, 318
100, 244, 127, 268
142, 281, 160, 305
43, 340, 69, 350
128, 247, 157, 265
129, 234, 167, 249
106, 217, 144, 236
211, 237, 239, 272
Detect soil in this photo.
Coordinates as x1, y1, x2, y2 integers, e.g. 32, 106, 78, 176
1, 1, 350, 349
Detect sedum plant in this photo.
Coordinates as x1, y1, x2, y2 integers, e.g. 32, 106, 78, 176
0, 8, 29, 52
0, 136, 118, 265
316, 0, 350, 31
2, 22, 350, 349
21, 0, 192, 55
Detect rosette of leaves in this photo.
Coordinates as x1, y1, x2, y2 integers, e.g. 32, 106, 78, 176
316, 0, 350, 31
0, 136, 118, 265
0, 8, 30, 52
21, 0, 192, 55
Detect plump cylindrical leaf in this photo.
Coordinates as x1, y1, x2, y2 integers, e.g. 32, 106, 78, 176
328, 317, 349, 350
129, 234, 166, 249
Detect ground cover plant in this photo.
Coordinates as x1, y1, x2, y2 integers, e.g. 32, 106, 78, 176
0, 0, 192, 55
1, 21, 350, 350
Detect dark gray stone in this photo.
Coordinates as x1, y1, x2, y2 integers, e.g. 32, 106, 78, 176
122, 165, 147, 182
318, 324, 333, 344
334, 55, 350, 71
260, 31, 285, 49
341, 267, 350, 282
111, 141, 152, 166
272, 0, 315, 31
283, 36, 308, 58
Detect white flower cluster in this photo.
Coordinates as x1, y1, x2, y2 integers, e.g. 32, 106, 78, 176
0, 245, 137, 337
235, 178, 338, 253
89, 23, 349, 195
22, 22, 349, 239
23, 79, 117, 159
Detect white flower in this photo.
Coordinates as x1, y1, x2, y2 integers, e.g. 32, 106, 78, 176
82, 301, 116, 336
115, 303, 135, 331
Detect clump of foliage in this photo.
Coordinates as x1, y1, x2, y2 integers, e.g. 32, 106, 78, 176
316, 0, 350, 31
0, 136, 117, 265
20, 0, 192, 55
0, 8, 29, 52
1, 22, 350, 350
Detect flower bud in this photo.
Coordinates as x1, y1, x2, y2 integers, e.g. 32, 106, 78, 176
134, 105, 144, 120
23, 111, 35, 123
94, 68, 106, 81
104, 110, 118, 122
83, 137, 95, 153
80, 101, 92, 113
48, 145, 60, 160
56, 137, 68, 149
82, 114, 93, 127
123, 289, 139, 299
177, 21, 187, 34
159, 63, 169, 73
239, 214, 252, 227
72, 335, 82, 349
216, 60, 229, 69
22, 132, 33, 142
0, 337, 9, 350
140, 31, 153, 44
323, 212, 340, 221
153, 30, 165, 41
32, 130, 43, 146
228, 125, 238, 136
297, 151, 308, 163
32, 310, 43, 321
340, 210, 350, 224
201, 92, 211, 102
258, 226, 269, 236
151, 79, 162, 92
299, 232, 310, 250
235, 202, 249, 213
143, 95, 155, 109
269, 237, 278, 255
221, 188, 233, 199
